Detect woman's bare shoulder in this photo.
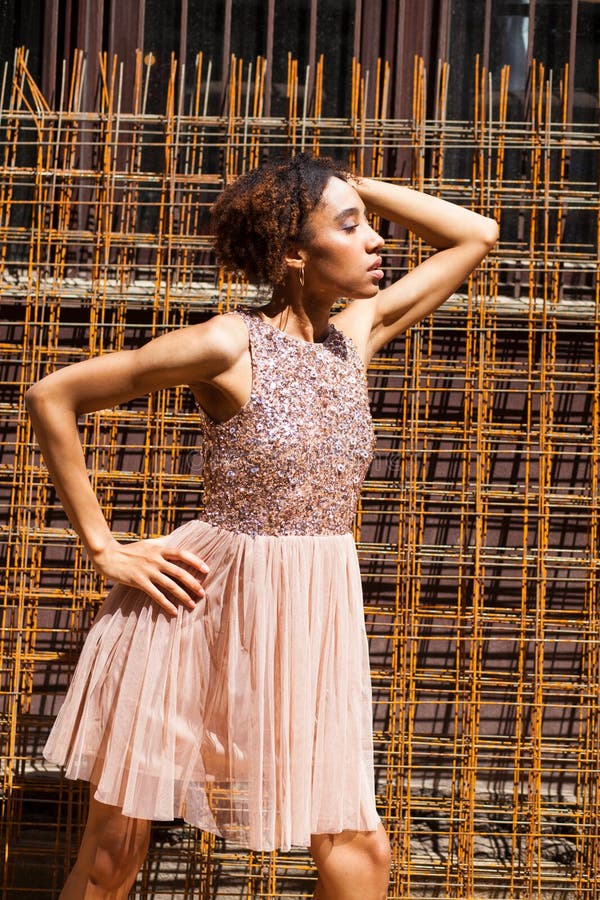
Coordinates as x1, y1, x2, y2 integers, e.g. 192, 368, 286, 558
183, 311, 250, 373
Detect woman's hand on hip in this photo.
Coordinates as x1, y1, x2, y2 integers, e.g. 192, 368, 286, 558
91, 538, 209, 618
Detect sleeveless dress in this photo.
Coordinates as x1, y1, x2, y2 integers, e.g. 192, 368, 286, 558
44, 310, 381, 852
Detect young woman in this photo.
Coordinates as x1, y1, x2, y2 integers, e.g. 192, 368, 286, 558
27, 154, 498, 900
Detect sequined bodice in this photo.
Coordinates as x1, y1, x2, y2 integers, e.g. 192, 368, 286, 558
198, 310, 375, 536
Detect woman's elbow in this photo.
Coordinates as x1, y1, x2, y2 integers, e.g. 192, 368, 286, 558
25, 380, 46, 412
481, 217, 500, 248
458, 215, 499, 252
25, 377, 63, 416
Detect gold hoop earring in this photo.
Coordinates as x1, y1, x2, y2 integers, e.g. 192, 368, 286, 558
299, 263, 305, 288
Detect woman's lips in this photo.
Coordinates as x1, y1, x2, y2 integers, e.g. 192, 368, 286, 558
368, 257, 383, 280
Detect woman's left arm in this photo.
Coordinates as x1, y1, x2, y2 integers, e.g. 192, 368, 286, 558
350, 177, 499, 360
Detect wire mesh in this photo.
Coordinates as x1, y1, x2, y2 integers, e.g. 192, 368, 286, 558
1, 46, 599, 899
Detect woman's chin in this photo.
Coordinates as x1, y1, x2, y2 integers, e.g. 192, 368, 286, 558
352, 283, 381, 299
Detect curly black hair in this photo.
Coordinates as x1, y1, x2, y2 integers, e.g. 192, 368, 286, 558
211, 153, 349, 285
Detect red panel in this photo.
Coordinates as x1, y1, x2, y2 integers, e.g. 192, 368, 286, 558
435, 0, 451, 62
76, 0, 104, 111
220, 0, 233, 105
353, 0, 362, 59
359, 0, 382, 118
264, 0, 275, 116
307, 0, 317, 103
482, 0, 492, 73
108, 0, 145, 113
41, 0, 59, 106
179, 0, 188, 72
566, 0, 578, 121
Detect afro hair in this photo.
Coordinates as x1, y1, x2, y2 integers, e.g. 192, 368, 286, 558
211, 153, 349, 285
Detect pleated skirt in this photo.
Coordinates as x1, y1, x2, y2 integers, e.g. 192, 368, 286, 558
44, 519, 380, 851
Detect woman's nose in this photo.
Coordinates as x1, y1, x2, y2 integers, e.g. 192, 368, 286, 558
368, 226, 385, 251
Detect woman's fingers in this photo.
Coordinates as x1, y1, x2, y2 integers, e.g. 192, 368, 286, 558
165, 547, 210, 575
138, 578, 179, 618
156, 548, 209, 600
160, 560, 205, 598
161, 548, 210, 583
140, 546, 209, 614
152, 569, 200, 611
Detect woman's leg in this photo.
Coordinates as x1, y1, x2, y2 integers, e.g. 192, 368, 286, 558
60, 793, 151, 899
310, 822, 391, 900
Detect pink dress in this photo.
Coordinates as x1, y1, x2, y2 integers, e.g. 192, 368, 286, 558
44, 310, 381, 852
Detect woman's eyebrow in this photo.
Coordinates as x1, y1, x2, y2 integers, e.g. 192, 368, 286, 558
333, 205, 367, 222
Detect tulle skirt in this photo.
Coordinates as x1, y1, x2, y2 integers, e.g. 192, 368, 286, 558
44, 519, 380, 851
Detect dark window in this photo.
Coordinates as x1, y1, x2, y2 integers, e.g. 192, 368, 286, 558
186, 0, 226, 113
446, 0, 488, 120
574, 0, 600, 124
532, 0, 574, 73
0, 0, 43, 81
445, 0, 600, 250
143, 0, 183, 113
230, 0, 268, 66
490, 0, 530, 119
565, 0, 600, 245
316, 0, 355, 117
271, 0, 312, 116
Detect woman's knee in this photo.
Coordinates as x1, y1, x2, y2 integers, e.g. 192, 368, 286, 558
361, 825, 391, 876
311, 823, 391, 875
76, 796, 151, 891
369, 827, 391, 870
87, 829, 148, 891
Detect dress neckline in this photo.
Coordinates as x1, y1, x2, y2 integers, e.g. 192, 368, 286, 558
252, 310, 334, 348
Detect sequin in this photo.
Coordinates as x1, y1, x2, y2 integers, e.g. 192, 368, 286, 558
197, 310, 375, 536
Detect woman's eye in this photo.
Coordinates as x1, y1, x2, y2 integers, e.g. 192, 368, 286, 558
343, 224, 358, 232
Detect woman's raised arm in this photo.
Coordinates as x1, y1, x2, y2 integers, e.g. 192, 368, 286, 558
25, 315, 249, 616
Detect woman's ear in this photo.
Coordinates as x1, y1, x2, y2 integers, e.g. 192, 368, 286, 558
284, 246, 308, 274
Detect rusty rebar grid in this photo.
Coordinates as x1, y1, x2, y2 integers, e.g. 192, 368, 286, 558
1, 47, 599, 899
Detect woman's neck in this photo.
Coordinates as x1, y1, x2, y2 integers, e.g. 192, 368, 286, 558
260, 285, 333, 344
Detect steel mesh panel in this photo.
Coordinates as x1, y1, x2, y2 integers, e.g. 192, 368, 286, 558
1, 48, 599, 899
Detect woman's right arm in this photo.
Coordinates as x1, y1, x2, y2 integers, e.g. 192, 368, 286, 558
25, 315, 249, 617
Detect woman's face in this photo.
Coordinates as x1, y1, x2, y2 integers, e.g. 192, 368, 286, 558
300, 176, 385, 301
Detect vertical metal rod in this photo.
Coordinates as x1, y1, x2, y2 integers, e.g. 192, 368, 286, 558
221, 0, 233, 107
